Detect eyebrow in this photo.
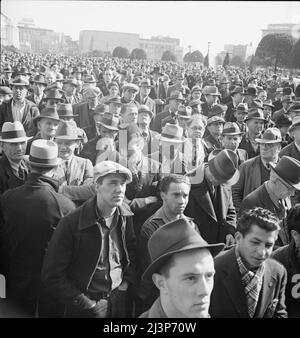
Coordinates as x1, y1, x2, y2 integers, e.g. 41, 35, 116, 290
180, 271, 215, 277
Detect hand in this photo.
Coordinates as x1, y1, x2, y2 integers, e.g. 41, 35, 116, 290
225, 234, 235, 247
90, 299, 108, 318
145, 196, 158, 205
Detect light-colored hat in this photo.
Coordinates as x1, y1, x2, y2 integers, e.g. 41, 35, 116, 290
122, 83, 139, 93
138, 105, 154, 119
159, 123, 185, 143
255, 127, 282, 144
83, 86, 101, 98
94, 160, 132, 183
207, 115, 225, 125
139, 78, 153, 88
203, 86, 221, 96
222, 122, 244, 136
54, 120, 82, 140
28, 139, 60, 167
0, 121, 32, 143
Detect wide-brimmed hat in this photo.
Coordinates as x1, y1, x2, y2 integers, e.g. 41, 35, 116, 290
94, 160, 132, 184
142, 218, 224, 281
159, 123, 185, 143
93, 103, 109, 115
3, 66, 12, 73
270, 156, 300, 190
289, 116, 300, 132
150, 66, 163, 76
244, 108, 266, 122
0, 121, 32, 143
63, 78, 78, 87
33, 106, 61, 126
234, 102, 248, 113
166, 91, 185, 103
30, 74, 47, 86
244, 86, 257, 97
208, 104, 227, 118
84, 75, 97, 84
42, 88, 64, 102
138, 104, 154, 119
230, 86, 245, 96
97, 113, 119, 131
10, 78, 30, 87
55, 120, 81, 140
255, 127, 282, 144
207, 115, 225, 125
191, 85, 202, 94
275, 114, 292, 128
139, 78, 153, 88
122, 83, 139, 93
106, 95, 122, 106
263, 99, 275, 109
287, 103, 300, 114
222, 122, 244, 136
177, 105, 192, 119
15, 67, 31, 76
203, 86, 221, 96
28, 139, 60, 168
83, 86, 101, 98
57, 103, 78, 118
0, 86, 13, 95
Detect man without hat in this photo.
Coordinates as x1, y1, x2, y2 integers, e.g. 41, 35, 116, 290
240, 156, 300, 247
185, 149, 238, 246
1, 139, 75, 317
42, 161, 137, 318
210, 207, 287, 318
233, 127, 282, 213
0, 78, 40, 137
140, 218, 224, 318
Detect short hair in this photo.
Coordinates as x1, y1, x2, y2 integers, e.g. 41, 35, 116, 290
159, 174, 191, 194
286, 203, 300, 234
237, 207, 280, 236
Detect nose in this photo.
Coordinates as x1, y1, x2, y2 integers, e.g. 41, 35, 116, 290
195, 277, 211, 298
257, 244, 266, 259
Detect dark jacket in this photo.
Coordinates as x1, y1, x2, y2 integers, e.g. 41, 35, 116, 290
0, 98, 40, 136
210, 247, 288, 318
272, 240, 300, 318
1, 174, 75, 300
41, 196, 136, 311
139, 298, 167, 318
279, 142, 300, 162
239, 134, 260, 159
185, 177, 237, 244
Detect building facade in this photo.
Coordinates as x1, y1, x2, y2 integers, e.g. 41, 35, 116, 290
1, 13, 19, 48
224, 43, 254, 61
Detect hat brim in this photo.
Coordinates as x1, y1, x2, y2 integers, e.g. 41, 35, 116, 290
289, 124, 300, 132
244, 117, 267, 122
58, 114, 79, 118
94, 169, 132, 184
27, 157, 60, 168
31, 81, 47, 86
34, 115, 61, 126
255, 138, 282, 144
158, 135, 185, 143
222, 131, 244, 136
0, 136, 32, 143
98, 122, 119, 131
142, 241, 224, 281
270, 163, 300, 190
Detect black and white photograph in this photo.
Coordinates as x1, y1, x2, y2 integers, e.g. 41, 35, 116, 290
1, 0, 300, 322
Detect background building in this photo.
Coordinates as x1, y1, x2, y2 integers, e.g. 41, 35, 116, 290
224, 43, 255, 61
262, 23, 298, 37
1, 12, 19, 48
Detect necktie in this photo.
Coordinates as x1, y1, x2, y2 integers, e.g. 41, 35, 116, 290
65, 161, 70, 183
18, 165, 25, 180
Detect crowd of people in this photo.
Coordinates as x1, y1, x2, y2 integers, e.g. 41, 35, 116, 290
0, 50, 300, 318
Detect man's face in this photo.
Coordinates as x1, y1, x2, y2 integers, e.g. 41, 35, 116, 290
122, 106, 138, 124
109, 85, 119, 97
259, 143, 281, 162
291, 128, 300, 142
97, 124, 118, 139
236, 225, 278, 270
138, 112, 151, 127
205, 95, 218, 105
207, 122, 223, 137
233, 93, 244, 104
124, 89, 137, 102
96, 173, 126, 208
234, 110, 247, 123
103, 70, 113, 83
1, 141, 26, 162
263, 106, 272, 120
169, 98, 181, 112
187, 120, 205, 139
244, 95, 254, 106
282, 101, 292, 111
33, 82, 46, 96
38, 118, 59, 138
222, 135, 242, 151
12, 86, 27, 102
63, 83, 76, 97
87, 96, 98, 110
161, 182, 190, 216
46, 73, 56, 85
192, 90, 201, 100
246, 119, 264, 135
258, 91, 267, 102
155, 249, 215, 318
140, 86, 151, 97
109, 103, 122, 117
176, 76, 184, 86
56, 139, 77, 160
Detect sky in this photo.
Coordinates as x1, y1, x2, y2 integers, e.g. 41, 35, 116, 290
2, 1, 300, 57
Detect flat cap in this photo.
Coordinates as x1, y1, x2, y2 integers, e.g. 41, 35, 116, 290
94, 160, 132, 184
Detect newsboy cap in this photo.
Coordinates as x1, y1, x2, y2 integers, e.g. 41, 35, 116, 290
94, 160, 132, 184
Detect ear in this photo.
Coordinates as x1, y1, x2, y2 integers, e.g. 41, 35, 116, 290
235, 231, 242, 243
152, 273, 168, 295
290, 230, 299, 243
160, 191, 166, 201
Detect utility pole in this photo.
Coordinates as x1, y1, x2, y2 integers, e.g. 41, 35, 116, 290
208, 42, 211, 67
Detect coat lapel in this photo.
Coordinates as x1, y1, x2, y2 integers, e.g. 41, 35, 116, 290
191, 182, 217, 222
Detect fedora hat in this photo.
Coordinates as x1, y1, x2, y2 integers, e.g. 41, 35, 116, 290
287, 103, 300, 114
244, 108, 266, 122
33, 106, 61, 126
106, 95, 122, 106
150, 66, 163, 75
63, 78, 78, 87
122, 83, 139, 93
142, 218, 224, 281
84, 75, 96, 84
255, 127, 282, 144
159, 123, 185, 143
275, 114, 292, 128
0, 86, 13, 95
234, 102, 248, 113
10, 78, 30, 87
166, 91, 185, 103
42, 88, 64, 102
57, 103, 78, 118
98, 113, 119, 131
93, 103, 109, 115
270, 156, 300, 190
55, 120, 82, 140
28, 139, 60, 168
138, 104, 154, 119
191, 85, 202, 94
0, 121, 32, 143
244, 86, 257, 97
230, 86, 245, 96
289, 116, 300, 132
222, 122, 244, 136
177, 105, 192, 119
139, 78, 153, 88
38, 64, 48, 75
3, 66, 12, 73
30, 74, 47, 86
203, 86, 221, 96
16, 67, 31, 76
83, 86, 101, 98
207, 115, 225, 126
263, 99, 275, 109
208, 104, 227, 118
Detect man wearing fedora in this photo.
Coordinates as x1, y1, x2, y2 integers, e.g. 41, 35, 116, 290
0, 78, 40, 137
137, 105, 160, 156
263, 99, 276, 129
233, 128, 282, 213
221, 122, 248, 166
42, 161, 137, 318
152, 91, 185, 133
280, 116, 300, 162
105, 95, 122, 117
27, 74, 47, 109
62, 78, 80, 105
139, 218, 224, 318
26, 106, 61, 154
201, 86, 221, 117
210, 207, 287, 318
225, 86, 245, 122
240, 156, 300, 247
0, 66, 13, 87
272, 95, 293, 124
136, 79, 156, 120
1, 139, 75, 317
121, 83, 140, 107
204, 115, 225, 152
149, 67, 167, 113
166, 72, 190, 100
275, 114, 293, 148
239, 108, 266, 159
243, 86, 258, 109
185, 149, 238, 246
39, 87, 65, 112
233, 103, 248, 133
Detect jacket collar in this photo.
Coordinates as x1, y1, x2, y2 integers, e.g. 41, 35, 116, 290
78, 196, 133, 230
151, 206, 194, 224
26, 173, 60, 191
147, 297, 168, 318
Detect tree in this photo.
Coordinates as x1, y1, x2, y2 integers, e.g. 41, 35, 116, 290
230, 55, 244, 68
290, 38, 300, 69
203, 54, 209, 68
255, 33, 296, 72
161, 50, 177, 62
248, 55, 255, 72
183, 52, 192, 63
112, 46, 130, 58
190, 50, 204, 63
223, 52, 230, 68
130, 48, 147, 60
90, 49, 104, 57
